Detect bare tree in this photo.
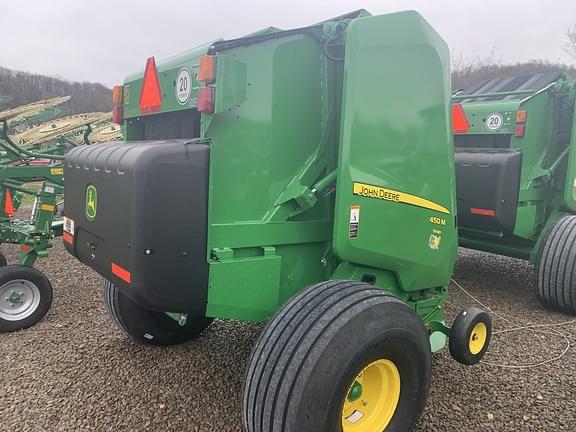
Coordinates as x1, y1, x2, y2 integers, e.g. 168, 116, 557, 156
565, 26, 576, 61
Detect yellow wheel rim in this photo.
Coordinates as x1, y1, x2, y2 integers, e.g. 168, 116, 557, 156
341, 359, 401, 432
468, 322, 487, 355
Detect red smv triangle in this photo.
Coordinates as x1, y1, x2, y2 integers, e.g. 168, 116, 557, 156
139, 57, 163, 114
452, 104, 470, 133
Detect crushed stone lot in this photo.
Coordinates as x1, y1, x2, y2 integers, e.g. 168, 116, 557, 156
1, 242, 575, 432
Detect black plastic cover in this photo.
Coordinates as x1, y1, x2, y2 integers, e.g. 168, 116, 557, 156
455, 149, 522, 233
64, 140, 209, 313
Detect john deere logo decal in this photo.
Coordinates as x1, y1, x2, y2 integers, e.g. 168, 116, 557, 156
86, 185, 97, 220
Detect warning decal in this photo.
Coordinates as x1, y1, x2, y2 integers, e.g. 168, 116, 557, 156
349, 205, 360, 239
353, 182, 450, 215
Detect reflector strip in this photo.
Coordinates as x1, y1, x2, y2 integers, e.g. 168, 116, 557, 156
470, 208, 496, 216
452, 104, 470, 133
63, 232, 73, 245
21, 245, 31, 252
112, 262, 131, 284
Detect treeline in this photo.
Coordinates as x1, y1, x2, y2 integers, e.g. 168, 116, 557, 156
0, 67, 111, 115
2, 60, 576, 114
452, 60, 576, 90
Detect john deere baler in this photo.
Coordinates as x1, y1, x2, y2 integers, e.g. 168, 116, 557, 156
63, 10, 491, 432
453, 72, 576, 314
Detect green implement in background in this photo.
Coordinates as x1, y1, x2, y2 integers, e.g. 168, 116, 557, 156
454, 72, 576, 314
0, 96, 114, 333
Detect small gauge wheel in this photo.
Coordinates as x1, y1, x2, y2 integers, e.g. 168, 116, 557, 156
449, 307, 492, 365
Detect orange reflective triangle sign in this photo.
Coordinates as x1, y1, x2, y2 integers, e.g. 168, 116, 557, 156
139, 57, 163, 114
4, 188, 14, 217
452, 104, 470, 133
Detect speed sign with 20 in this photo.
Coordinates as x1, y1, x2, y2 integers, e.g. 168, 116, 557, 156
175, 68, 192, 105
485, 113, 503, 131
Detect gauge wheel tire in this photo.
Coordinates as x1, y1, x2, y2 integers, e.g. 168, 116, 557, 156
536, 216, 576, 314
103, 279, 213, 346
449, 307, 492, 365
242, 280, 432, 432
0, 265, 53, 332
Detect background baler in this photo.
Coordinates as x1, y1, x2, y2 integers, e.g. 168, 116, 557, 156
63, 10, 492, 432
453, 72, 576, 314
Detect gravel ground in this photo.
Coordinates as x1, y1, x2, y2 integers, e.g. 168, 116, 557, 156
1, 242, 575, 432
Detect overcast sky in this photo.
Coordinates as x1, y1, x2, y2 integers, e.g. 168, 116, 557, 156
1, 1, 575, 87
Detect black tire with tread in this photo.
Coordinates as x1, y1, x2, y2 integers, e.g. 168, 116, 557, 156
242, 280, 432, 432
536, 216, 576, 314
449, 307, 492, 365
0, 265, 53, 332
103, 279, 213, 346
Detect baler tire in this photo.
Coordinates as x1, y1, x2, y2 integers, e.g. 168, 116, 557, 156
103, 279, 213, 346
449, 307, 492, 365
242, 280, 431, 432
0, 265, 53, 332
536, 216, 576, 314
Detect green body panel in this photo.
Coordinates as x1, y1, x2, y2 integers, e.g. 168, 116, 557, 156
333, 12, 457, 292
456, 77, 576, 262
207, 254, 282, 320
116, 11, 454, 331
203, 32, 336, 320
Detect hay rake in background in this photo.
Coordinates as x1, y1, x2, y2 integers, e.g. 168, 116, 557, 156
0, 96, 113, 332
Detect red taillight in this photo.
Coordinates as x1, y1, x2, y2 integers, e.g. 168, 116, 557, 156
112, 106, 123, 125
514, 124, 526, 138
452, 104, 470, 133
198, 87, 214, 113
139, 57, 163, 114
